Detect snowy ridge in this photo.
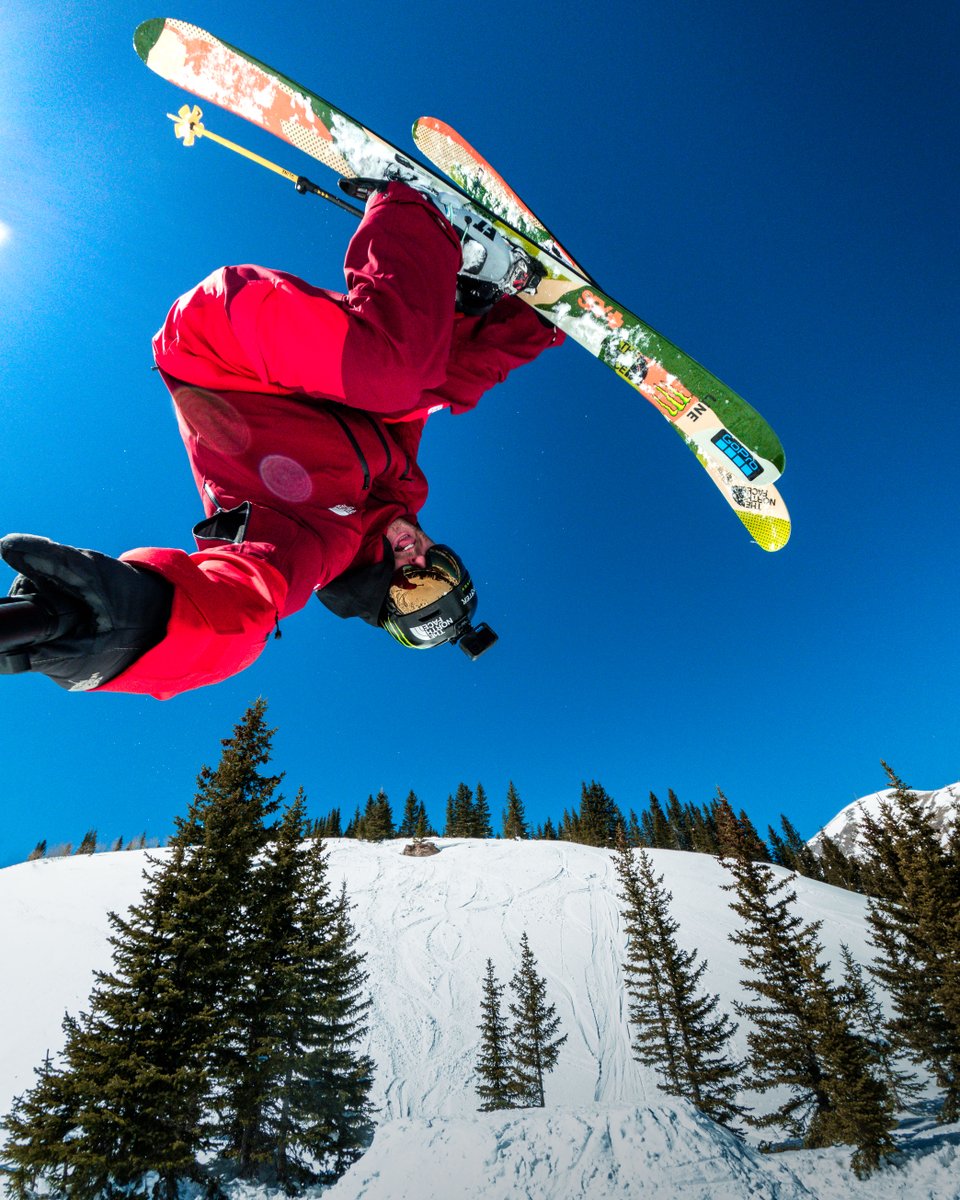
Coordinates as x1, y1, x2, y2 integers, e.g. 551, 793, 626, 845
2, 840, 959, 1199
809, 782, 959, 857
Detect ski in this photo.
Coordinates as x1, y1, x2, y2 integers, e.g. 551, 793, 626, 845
134, 18, 790, 552
412, 116, 589, 279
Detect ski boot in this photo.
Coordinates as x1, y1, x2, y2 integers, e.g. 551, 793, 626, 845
340, 175, 544, 314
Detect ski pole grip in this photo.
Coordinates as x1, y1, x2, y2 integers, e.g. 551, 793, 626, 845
0, 597, 58, 653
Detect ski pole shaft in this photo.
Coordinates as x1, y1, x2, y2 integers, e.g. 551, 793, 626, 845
0, 598, 56, 654
167, 105, 364, 218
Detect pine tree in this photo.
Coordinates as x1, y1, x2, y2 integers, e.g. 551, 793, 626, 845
861, 764, 960, 1121
26, 839, 46, 862
613, 830, 746, 1130
448, 782, 476, 837
507, 933, 567, 1107
766, 814, 823, 880
688, 802, 720, 856
839, 944, 919, 1111
443, 793, 456, 837
1, 831, 222, 1199
76, 830, 97, 855
289, 880, 375, 1183
475, 960, 515, 1111
720, 814, 896, 1170
817, 832, 863, 893
714, 792, 769, 862
577, 781, 622, 848
472, 782, 493, 838
665, 789, 693, 852
502, 782, 529, 840
362, 790, 394, 841
539, 817, 558, 841
398, 790, 422, 838
643, 792, 673, 848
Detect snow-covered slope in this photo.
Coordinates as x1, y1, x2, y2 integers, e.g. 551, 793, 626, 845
1, 840, 957, 1199
810, 782, 959, 857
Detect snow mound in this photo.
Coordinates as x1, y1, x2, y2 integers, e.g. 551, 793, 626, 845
322, 1103, 813, 1200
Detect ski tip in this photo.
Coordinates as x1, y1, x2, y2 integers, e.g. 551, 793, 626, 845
741, 510, 791, 552
133, 17, 166, 63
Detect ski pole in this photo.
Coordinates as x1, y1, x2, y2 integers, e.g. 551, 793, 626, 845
167, 104, 364, 218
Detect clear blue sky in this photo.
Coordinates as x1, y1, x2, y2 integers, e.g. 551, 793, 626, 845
1, 0, 957, 865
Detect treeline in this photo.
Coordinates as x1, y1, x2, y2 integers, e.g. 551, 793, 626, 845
612, 763, 960, 1177
2, 702, 374, 1199
308, 780, 863, 893
25, 832, 154, 859
24, 778, 864, 896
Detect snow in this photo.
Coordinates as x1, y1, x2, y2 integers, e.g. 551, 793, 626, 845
810, 781, 959, 857
2, 839, 958, 1199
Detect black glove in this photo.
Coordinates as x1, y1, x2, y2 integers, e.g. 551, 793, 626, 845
0, 534, 173, 691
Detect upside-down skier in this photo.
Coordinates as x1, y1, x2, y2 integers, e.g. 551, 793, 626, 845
0, 180, 562, 698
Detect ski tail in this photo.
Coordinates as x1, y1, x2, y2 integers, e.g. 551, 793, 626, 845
412, 117, 591, 281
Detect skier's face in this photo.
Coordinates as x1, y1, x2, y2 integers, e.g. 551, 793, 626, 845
386, 516, 434, 569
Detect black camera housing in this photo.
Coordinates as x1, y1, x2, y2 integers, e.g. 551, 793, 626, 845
457, 622, 498, 661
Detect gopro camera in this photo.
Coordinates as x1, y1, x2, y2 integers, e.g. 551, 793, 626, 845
457, 622, 498, 661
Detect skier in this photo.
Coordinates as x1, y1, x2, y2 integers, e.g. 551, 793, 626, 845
0, 180, 562, 699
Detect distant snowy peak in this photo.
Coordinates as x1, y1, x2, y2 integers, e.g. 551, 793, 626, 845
810, 781, 959, 857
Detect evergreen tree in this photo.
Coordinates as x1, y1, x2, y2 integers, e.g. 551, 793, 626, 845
625, 810, 644, 848
860, 764, 960, 1121
720, 813, 895, 1171
362, 790, 394, 841
398, 790, 422, 838
576, 781, 622, 848
839, 944, 919, 1112
817, 832, 863, 893
507, 933, 567, 1107
344, 804, 363, 839
767, 815, 823, 880
643, 792, 672, 849
26, 840, 46, 862
76, 830, 97, 855
539, 817, 558, 841
502, 782, 529, 840
6, 691, 287, 1199
2, 701, 384, 1198
443, 793, 456, 837
472, 782, 493, 838
448, 782, 476, 837
665, 789, 693, 852
688, 802, 720, 856
290, 880, 375, 1182
2, 829, 223, 1199
475, 960, 515, 1111
714, 792, 768, 862
613, 830, 746, 1130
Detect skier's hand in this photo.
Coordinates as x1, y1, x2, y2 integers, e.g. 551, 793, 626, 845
0, 534, 173, 691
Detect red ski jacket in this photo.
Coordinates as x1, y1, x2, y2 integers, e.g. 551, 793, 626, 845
97, 183, 561, 699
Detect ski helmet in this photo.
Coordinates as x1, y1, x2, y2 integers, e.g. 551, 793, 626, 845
381, 545, 497, 659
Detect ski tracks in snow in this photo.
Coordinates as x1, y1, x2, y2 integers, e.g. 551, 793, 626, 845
326, 838, 643, 1120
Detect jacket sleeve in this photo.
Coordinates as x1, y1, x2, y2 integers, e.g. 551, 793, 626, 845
94, 548, 288, 700
418, 295, 564, 416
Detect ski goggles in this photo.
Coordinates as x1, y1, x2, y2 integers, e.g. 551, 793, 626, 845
381, 545, 497, 659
